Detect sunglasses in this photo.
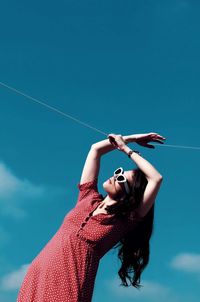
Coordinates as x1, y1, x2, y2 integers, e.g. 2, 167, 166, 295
113, 167, 130, 195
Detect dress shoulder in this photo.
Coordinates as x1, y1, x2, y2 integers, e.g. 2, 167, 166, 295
77, 178, 98, 191
76, 178, 103, 204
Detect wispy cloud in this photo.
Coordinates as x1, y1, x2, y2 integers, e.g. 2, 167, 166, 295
0, 264, 30, 291
170, 253, 200, 273
0, 161, 66, 219
0, 161, 45, 199
105, 277, 179, 302
0, 161, 46, 219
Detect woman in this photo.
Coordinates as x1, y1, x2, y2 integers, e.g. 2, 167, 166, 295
17, 132, 165, 302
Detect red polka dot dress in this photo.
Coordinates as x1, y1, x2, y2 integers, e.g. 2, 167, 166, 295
17, 178, 134, 302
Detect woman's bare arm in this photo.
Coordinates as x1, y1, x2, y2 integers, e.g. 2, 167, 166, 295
91, 134, 138, 155
122, 144, 163, 182
92, 133, 163, 182
79, 134, 137, 184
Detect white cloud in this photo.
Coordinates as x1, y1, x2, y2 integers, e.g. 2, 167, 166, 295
0, 162, 45, 200
0, 264, 30, 291
170, 253, 200, 273
105, 277, 179, 302
0, 161, 65, 219
0, 161, 45, 219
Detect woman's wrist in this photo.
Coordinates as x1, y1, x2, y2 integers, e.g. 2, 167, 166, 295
122, 145, 142, 157
121, 145, 133, 154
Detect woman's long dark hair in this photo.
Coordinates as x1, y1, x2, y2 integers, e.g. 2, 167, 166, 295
105, 168, 155, 289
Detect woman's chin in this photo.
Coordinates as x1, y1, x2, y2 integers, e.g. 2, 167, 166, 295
103, 180, 111, 190
102, 181, 108, 189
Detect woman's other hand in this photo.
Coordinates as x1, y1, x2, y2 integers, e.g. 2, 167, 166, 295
134, 132, 166, 149
107, 134, 127, 152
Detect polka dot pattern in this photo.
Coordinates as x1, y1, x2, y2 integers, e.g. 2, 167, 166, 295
17, 178, 134, 302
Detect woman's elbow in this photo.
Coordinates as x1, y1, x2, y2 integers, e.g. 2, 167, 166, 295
156, 175, 163, 183
151, 175, 163, 183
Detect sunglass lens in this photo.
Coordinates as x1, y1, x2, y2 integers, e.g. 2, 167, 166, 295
117, 175, 125, 181
115, 168, 122, 175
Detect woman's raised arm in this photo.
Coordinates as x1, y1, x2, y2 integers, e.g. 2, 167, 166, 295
79, 132, 165, 184
91, 134, 138, 155
79, 134, 137, 184
106, 133, 165, 182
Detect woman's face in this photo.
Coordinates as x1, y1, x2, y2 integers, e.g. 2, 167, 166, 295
103, 169, 135, 200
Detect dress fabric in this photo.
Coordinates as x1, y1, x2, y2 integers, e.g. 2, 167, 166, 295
16, 178, 134, 302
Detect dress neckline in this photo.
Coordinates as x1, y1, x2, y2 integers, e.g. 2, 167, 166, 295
90, 200, 116, 218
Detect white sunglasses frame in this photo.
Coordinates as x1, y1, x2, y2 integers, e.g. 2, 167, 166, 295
114, 167, 130, 195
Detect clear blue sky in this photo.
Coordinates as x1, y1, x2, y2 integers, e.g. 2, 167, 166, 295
0, 1, 200, 301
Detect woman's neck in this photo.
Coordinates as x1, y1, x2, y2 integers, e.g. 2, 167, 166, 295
102, 194, 118, 205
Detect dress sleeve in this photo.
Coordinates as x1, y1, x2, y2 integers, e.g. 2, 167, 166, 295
76, 177, 100, 204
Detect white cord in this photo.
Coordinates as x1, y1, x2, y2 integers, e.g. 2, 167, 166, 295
0, 81, 107, 136
0, 80, 200, 151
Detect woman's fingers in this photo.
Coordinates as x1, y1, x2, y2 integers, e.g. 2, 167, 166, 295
151, 139, 164, 144
138, 142, 155, 148
154, 135, 166, 140
149, 133, 166, 139
146, 144, 155, 149
108, 135, 119, 148
109, 137, 117, 146
137, 139, 164, 148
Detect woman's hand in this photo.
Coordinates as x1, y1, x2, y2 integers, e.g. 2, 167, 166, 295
108, 132, 166, 151
134, 132, 166, 149
107, 134, 127, 152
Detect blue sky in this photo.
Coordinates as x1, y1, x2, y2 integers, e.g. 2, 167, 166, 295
0, 0, 200, 301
